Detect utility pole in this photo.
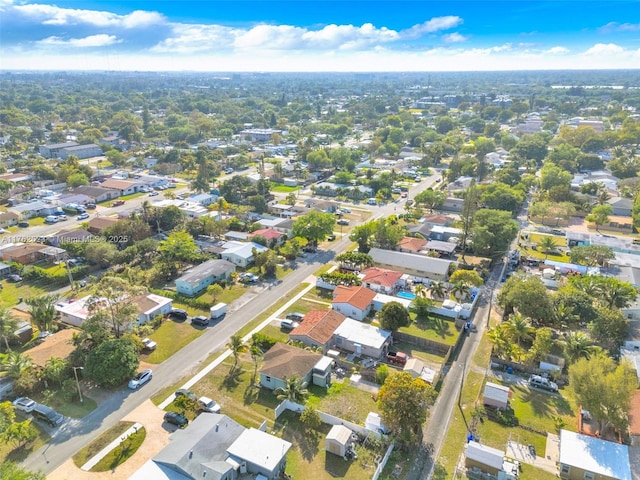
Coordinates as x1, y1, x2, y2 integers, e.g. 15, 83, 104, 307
73, 367, 84, 403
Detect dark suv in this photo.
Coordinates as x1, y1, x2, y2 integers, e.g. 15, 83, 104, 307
191, 315, 209, 327
286, 312, 305, 322
32, 404, 64, 427
168, 308, 188, 320
164, 411, 188, 428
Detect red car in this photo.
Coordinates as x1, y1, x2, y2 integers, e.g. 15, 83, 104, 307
112, 200, 125, 207
387, 351, 408, 365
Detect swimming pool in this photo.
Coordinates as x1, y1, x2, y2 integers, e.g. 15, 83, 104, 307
396, 291, 416, 300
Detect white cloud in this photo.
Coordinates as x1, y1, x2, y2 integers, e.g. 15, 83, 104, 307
403, 16, 462, 37
37, 34, 121, 47
545, 46, 569, 54
11, 2, 164, 28
599, 22, 640, 33
442, 32, 467, 43
584, 43, 625, 55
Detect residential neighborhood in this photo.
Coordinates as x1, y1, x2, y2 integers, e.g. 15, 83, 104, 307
1, 48, 640, 480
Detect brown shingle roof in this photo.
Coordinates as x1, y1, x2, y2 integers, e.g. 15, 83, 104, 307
100, 178, 136, 190
87, 217, 119, 230
361, 267, 403, 288
24, 329, 76, 368
332, 286, 376, 310
260, 343, 321, 380
290, 310, 346, 345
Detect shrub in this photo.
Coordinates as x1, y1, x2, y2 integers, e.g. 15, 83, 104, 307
251, 333, 277, 351
376, 364, 390, 385
300, 406, 322, 429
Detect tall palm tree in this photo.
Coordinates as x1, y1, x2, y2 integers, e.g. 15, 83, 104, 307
487, 324, 511, 360
275, 375, 309, 403
44, 357, 68, 387
414, 284, 427, 298
26, 294, 59, 333
428, 281, 447, 300
227, 335, 248, 371
563, 331, 595, 364
450, 281, 471, 301
250, 345, 263, 379
554, 304, 579, 329
571, 276, 601, 297
503, 314, 534, 348
538, 236, 558, 259
0, 352, 33, 380
0, 308, 18, 351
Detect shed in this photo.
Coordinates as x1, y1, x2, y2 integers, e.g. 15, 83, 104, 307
483, 382, 511, 410
365, 412, 387, 434
325, 425, 353, 457
465, 441, 504, 476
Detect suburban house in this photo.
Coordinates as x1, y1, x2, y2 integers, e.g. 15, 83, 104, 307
220, 241, 268, 268
368, 248, 452, 281
71, 185, 120, 203
608, 197, 633, 217
0, 243, 47, 264
56, 293, 173, 328
255, 217, 293, 236
559, 429, 634, 480
396, 236, 428, 254
331, 285, 377, 321
131, 413, 291, 480
47, 228, 95, 247
39, 142, 79, 158
0, 211, 19, 228
87, 217, 120, 234
24, 329, 76, 368
464, 442, 518, 480
361, 267, 404, 294
100, 178, 138, 196
259, 343, 332, 391
60, 143, 103, 159
249, 228, 285, 247
330, 318, 392, 359
289, 309, 347, 351
440, 197, 465, 213
188, 193, 218, 206
8, 200, 59, 219
37, 245, 67, 263
175, 259, 236, 296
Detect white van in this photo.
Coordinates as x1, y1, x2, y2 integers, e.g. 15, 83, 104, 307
45, 215, 59, 224
367, 198, 377, 205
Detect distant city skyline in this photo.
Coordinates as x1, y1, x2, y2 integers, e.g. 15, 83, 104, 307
1, 0, 639, 72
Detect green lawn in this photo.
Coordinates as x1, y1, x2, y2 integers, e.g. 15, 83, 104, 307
397, 317, 458, 346
306, 381, 378, 424
144, 318, 207, 364
91, 427, 146, 472
117, 192, 145, 201
30, 391, 98, 418
391, 340, 446, 367
519, 245, 571, 263
260, 324, 291, 343
277, 411, 381, 480
302, 287, 334, 304
314, 264, 334, 276
271, 183, 300, 193
0, 281, 60, 309
527, 233, 568, 247
72, 421, 134, 468
284, 299, 326, 316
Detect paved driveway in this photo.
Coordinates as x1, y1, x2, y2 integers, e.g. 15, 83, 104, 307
48, 400, 170, 480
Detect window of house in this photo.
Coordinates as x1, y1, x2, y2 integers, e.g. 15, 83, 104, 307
265, 376, 271, 382
336, 337, 342, 345
560, 464, 570, 475
583, 473, 594, 480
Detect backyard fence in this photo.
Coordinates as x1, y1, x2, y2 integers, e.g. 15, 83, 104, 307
371, 443, 394, 480
392, 331, 451, 356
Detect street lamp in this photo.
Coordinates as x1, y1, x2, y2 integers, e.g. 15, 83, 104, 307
73, 366, 84, 403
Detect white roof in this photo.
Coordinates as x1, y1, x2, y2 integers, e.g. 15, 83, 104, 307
333, 318, 391, 349
484, 382, 511, 404
326, 425, 352, 446
466, 441, 504, 470
226, 428, 291, 473
368, 248, 452, 276
559, 430, 631, 480
223, 241, 268, 259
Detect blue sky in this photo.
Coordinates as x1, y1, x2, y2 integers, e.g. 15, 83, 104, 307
1, 0, 639, 71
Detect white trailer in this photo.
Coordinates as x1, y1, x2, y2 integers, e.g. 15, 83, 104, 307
210, 302, 227, 320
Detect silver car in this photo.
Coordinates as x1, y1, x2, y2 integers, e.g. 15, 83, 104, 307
128, 369, 153, 389
13, 397, 37, 413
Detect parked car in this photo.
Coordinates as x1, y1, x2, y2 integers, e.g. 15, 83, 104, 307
18, 221, 29, 228
7, 274, 22, 282
198, 396, 221, 413
85, 203, 96, 209
280, 319, 299, 330
239, 273, 259, 283
302, 245, 317, 253
224, 167, 234, 174
168, 308, 188, 320
32, 404, 64, 427
67, 258, 84, 267
141, 338, 157, 352
401, 193, 408, 198
286, 312, 305, 322
327, 235, 336, 241
164, 411, 188, 428
77, 213, 90, 220
45, 215, 59, 224
128, 369, 153, 389
12, 397, 36, 413
0, 227, 7, 234
175, 389, 197, 402
149, 191, 159, 197
340, 207, 352, 213
191, 315, 210, 327
112, 200, 125, 207
58, 214, 68, 221
337, 219, 349, 226
387, 351, 408, 366
528, 375, 558, 393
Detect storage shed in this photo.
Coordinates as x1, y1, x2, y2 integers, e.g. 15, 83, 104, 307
483, 382, 511, 410
465, 441, 504, 476
325, 425, 353, 457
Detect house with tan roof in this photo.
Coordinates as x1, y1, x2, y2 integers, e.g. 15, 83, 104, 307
396, 236, 428, 254
100, 178, 138, 195
24, 329, 76, 368
259, 343, 332, 391
0, 211, 19, 228
87, 216, 119, 234
331, 285, 377, 321
361, 267, 404, 294
0, 243, 46, 264
289, 309, 346, 351
47, 228, 94, 247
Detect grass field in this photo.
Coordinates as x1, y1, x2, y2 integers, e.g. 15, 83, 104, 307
271, 183, 300, 193
397, 317, 458, 346
0, 280, 61, 309
30, 391, 98, 418
73, 421, 134, 468
91, 427, 146, 472
306, 381, 378, 424
144, 318, 206, 364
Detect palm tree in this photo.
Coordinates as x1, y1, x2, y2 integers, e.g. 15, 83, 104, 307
503, 314, 534, 348
413, 284, 427, 298
26, 294, 59, 333
450, 281, 471, 301
250, 345, 263, 379
554, 304, 579, 329
596, 183, 611, 205
428, 281, 447, 300
0, 308, 18, 351
44, 357, 68, 387
571, 276, 601, 297
538, 236, 558, 259
487, 324, 511, 360
0, 352, 33, 380
274, 375, 309, 403
227, 335, 248, 371
563, 331, 595, 364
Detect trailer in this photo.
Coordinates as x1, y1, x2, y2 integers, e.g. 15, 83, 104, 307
209, 302, 227, 320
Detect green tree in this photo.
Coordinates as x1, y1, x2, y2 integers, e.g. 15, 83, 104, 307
569, 355, 636, 434
158, 230, 199, 265
470, 209, 519, 258
25, 294, 59, 333
409, 296, 434, 323
0, 308, 18, 351
43, 357, 68, 387
84, 338, 139, 387
449, 270, 484, 287
379, 302, 411, 331
539, 162, 572, 191
589, 307, 629, 353
503, 314, 534, 348
527, 327, 553, 363
335, 252, 374, 270
254, 249, 278, 277
538, 236, 558, 258
300, 406, 321, 429
0, 352, 33, 380
569, 245, 615, 267
498, 274, 554, 326
373, 217, 405, 250
428, 281, 448, 300
66, 172, 89, 188
460, 182, 480, 258
377, 372, 436, 445
207, 284, 224, 303
1, 420, 38, 449
414, 188, 446, 212
227, 334, 247, 372
86, 276, 145, 338
0, 461, 45, 480
376, 364, 390, 385
275, 375, 309, 403
285, 192, 297, 206
450, 281, 471, 301
349, 222, 375, 253
563, 331, 596, 364
586, 204, 613, 232
291, 210, 335, 245
479, 183, 525, 215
